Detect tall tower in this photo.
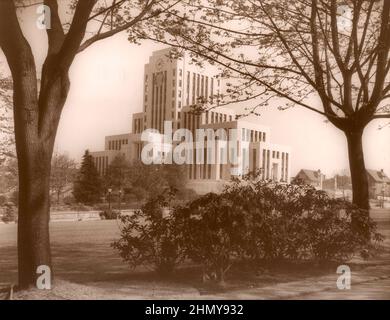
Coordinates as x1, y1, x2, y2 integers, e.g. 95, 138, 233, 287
143, 48, 221, 132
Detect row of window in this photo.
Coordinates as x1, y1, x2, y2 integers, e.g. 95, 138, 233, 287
260, 149, 289, 181
108, 139, 128, 151
188, 148, 224, 180
205, 111, 233, 124
187, 73, 220, 106
133, 118, 143, 134
151, 71, 167, 132
242, 128, 266, 142
183, 112, 200, 134
94, 156, 108, 176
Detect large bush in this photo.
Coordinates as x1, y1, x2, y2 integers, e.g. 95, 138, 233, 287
112, 190, 182, 276
174, 193, 249, 284
224, 179, 382, 262
112, 179, 383, 284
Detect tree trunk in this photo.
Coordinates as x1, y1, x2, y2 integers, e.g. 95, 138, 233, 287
14, 75, 67, 288
17, 141, 54, 289
345, 129, 370, 238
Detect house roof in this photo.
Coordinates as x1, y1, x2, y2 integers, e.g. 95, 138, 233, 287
297, 169, 324, 182
366, 169, 390, 183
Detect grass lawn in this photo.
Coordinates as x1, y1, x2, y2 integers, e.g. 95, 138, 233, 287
0, 208, 389, 299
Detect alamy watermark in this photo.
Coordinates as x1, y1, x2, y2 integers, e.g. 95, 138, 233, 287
36, 265, 51, 290
36, 5, 51, 30
336, 265, 351, 290
141, 121, 251, 175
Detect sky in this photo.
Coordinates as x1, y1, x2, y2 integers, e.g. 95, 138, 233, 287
0, 4, 389, 178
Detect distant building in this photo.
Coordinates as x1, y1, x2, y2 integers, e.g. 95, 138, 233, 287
294, 169, 325, 190
90, 48, 292, 194
366, 169, 390, 199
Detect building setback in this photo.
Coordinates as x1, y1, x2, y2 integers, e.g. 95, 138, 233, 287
90, 48, 292, 194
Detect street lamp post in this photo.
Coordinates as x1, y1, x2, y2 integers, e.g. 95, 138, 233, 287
107, 188, 112, 213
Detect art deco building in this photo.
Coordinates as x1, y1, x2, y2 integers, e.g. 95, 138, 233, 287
90, 48, 292, 194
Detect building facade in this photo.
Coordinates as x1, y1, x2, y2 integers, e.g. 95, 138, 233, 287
90, 48, 292, 194
367, 169, 390, 199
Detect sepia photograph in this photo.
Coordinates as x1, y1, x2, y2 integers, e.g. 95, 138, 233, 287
0, 0, 390, 304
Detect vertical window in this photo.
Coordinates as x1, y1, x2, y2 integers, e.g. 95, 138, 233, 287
186, 71, 190, 105
286, 153, 289, 180
196, 74, 200, 98
262, 150, 266, 178
205, 77, 209, 101
253, 149, 257, 171
193, 149, 197, 178
192, 73, 196, 105
201, 75, 204, 97
211, 78, 214, 104
267, 150, 270, 179
220, 149, 224, 179
203, 148, 207, 179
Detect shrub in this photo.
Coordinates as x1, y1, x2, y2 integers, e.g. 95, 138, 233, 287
224, 179, 383, 262
112, 190, 182, 275
112, 178, 383, 284
63, 195, 76, 205
174, 193, 249, 284
1, 203, 17, 223
99, 209, 120, 220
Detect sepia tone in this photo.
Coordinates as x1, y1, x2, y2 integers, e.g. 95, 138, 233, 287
0, 0, 389, 300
